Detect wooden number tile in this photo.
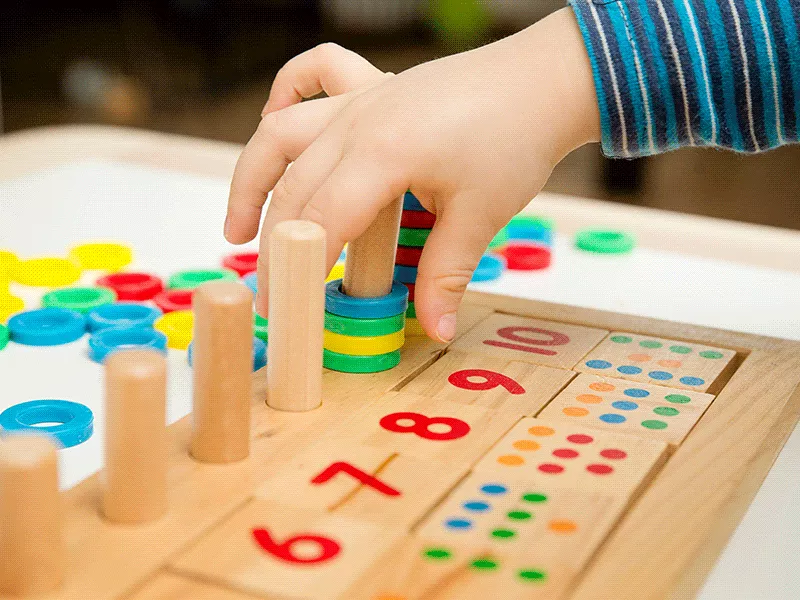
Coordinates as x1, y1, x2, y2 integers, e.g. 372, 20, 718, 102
448, 313, 607, 369
539, 373, 715, 448
171, 499, 397, 600
254, 442, 467, 528
125, 572, 257, 600
402, 350, 576, 416
473, 418, 667, 497
575, 332, 737, 393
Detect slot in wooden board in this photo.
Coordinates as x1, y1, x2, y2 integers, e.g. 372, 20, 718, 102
125, 572, 258, 600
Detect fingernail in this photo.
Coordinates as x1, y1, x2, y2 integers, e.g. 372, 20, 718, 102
223, 214, 231, 238
436, 312, 457, 343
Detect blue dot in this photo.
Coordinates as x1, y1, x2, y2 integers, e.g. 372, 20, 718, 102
679, 376, 705, 386
586, 360, 612, 369
617, 365, 642, 375
445, 518, 473, 530
463, 501, 490, 512
648, 371, 673, 380
624, 388, 650, 398
599, 413, 627, 424
611, 401, 638, 411
480, 484, 507, 495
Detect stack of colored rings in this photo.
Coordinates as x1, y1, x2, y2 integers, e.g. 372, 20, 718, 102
395, 192, 433, 335
323, 280, 408, 373
499, 214, 554, 271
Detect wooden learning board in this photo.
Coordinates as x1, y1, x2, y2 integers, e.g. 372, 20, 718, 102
4, 290, 799, 600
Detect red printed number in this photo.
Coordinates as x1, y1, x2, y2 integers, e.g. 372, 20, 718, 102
483, 326, 570, 356
311, 461, 401, 496
252, 528, 341, 564
379, 411, 470, 441
448, 369, 525, 394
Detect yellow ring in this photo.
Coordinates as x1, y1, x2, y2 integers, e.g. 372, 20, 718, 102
12, 257, 81, 287
69, 242, 133, 272
404, 317, 427, 337
154, 310, 194, 350
0, 295, 25, 323
0, 250, 19, 279
326, 262, 345, 283
324, 329, 404, 356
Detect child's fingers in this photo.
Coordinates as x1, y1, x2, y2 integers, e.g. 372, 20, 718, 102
263, 43, 384, 115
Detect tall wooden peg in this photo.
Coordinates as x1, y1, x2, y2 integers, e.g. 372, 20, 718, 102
103, 349, 167, 524
267, 220, 325, 412
0, 433, 63, 596
343, 195, 402, 297
190, 281, 253, 463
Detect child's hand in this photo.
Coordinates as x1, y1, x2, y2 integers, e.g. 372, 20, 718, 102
225, 7, 599, 341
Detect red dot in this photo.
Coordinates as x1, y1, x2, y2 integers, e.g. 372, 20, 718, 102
586, 464, 614, 475
600, 448, 627, 460
538, 463, 564, 474
552, 448, 579, 459
566, 434, 594, 444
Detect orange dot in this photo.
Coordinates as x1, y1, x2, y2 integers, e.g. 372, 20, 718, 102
576, 394, 603, 404
658, 359, 682, 368
562, 407, 589, 417
498, 454, 525, 466
527, 425, 555, 436
589, 382, 615, 392
548, 519, 578, 533
513, 439, 541, 451
628, 353, 652, 362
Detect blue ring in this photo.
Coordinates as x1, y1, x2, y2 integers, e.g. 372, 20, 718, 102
0, 400, 93, 448
325, 280, 408, 319
188, 336, 267, 371
87, 302, 162, 331
8, 308, 86, 346
403, 191, 427, 212
471, 254, 504, 282
393, 264, 418, 284
243, 272, 258, 296
506, 225, 553, 246
88, 327, 168, 363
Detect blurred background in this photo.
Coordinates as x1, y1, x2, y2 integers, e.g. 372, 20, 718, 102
2, 0, 798, 229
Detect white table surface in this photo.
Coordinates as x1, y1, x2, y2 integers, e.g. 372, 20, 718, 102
1, 160, 798, 599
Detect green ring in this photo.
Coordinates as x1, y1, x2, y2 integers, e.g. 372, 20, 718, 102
41, 286, 116, 314
406, 302, 416, 318
324, 311, 405, 337
323, 348, 401, 373
509, 215, 554, 230
488, 228, 509, 249
254, 314, 268, 342
575, 229, 635, 254
398, 227, 431, 247
0, 324, 8, 350
168, 269, 239, 289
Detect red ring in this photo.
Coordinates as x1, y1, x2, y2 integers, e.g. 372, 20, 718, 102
96, 272, 164, 301
504, 244, 552, 271
153, 289, 194, 313
403, 282, 415, 302
222, 252, 258, 276
395, 245, 423, 267
400, 210, 436, 229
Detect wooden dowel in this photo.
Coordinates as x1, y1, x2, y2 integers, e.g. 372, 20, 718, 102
103, 349, 167, 524
190, 281, 253, 463
0, 433, 62, 596
343, 195, 402, 297
267, 220, 325, 412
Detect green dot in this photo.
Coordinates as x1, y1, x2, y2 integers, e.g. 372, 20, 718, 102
610, 335, 633, 344
522, 493, 547, 503
699, 350, 724, 359
642, 419, 668, 430
665, 394, 691, 404
507, 510, 532, 521
639, 340, 663, 349
519, 569, 547, 582
491, 529, 516, 539
670, 345, 692, 354
423, 548, 452, 560
470, 558, 499, 571
654, 406, 679, 416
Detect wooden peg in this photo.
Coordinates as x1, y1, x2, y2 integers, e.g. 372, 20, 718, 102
0, 433, 62, 596
267, 220, 325, 412
190, 281, 253, 463
103, 349, 167, 524
343, 195, 402, 297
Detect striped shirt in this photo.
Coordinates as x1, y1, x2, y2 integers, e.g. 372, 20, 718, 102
569, 0, 800, 156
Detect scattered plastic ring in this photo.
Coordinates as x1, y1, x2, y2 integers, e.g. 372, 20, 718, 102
88, 327, 167, 363
8, 308, 87, 346
153, 310, 194, 350
400, 210, 436, 229
509, 215, 554, 230
242, 272, 258, 296
506, 225, 553, 246
404, 282, 415, 302
0, 323, 8, 350
12, 257, 81, 287
68, 242, 133, 272
41, 286, 117, 314
326, 263, 345, 283
504, 244, 552, 271
324, 311, 404, 337
471, 254, 505, 282
97, 272, 164, 301
0, 250, 19, 278
403, 191, 427, 212
407, 302, 417, 318
254, 313, 269, 342
325, 280, 408, 319
0, 295, 25, 323
153, 289, 193, 313
324, 329, 404, 356
323, 348, 401, 373
168, 268, 239, 289
405, 317, 426, 337
187, 336, 267, 371
87, 302, 162, 331
575, 229, 635, 254
395, 245, 423, 267
398, 227, 431, 247
488, 228, 509, 250
393, 264, 418, 284
222, 252, 259, 276
0, 400, 93, 448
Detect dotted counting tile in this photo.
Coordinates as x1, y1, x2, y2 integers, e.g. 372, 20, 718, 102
539, 373, 715, 447
576, 332, 736, 392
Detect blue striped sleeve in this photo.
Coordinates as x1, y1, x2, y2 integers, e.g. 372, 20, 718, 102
568, 0, 800, 156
